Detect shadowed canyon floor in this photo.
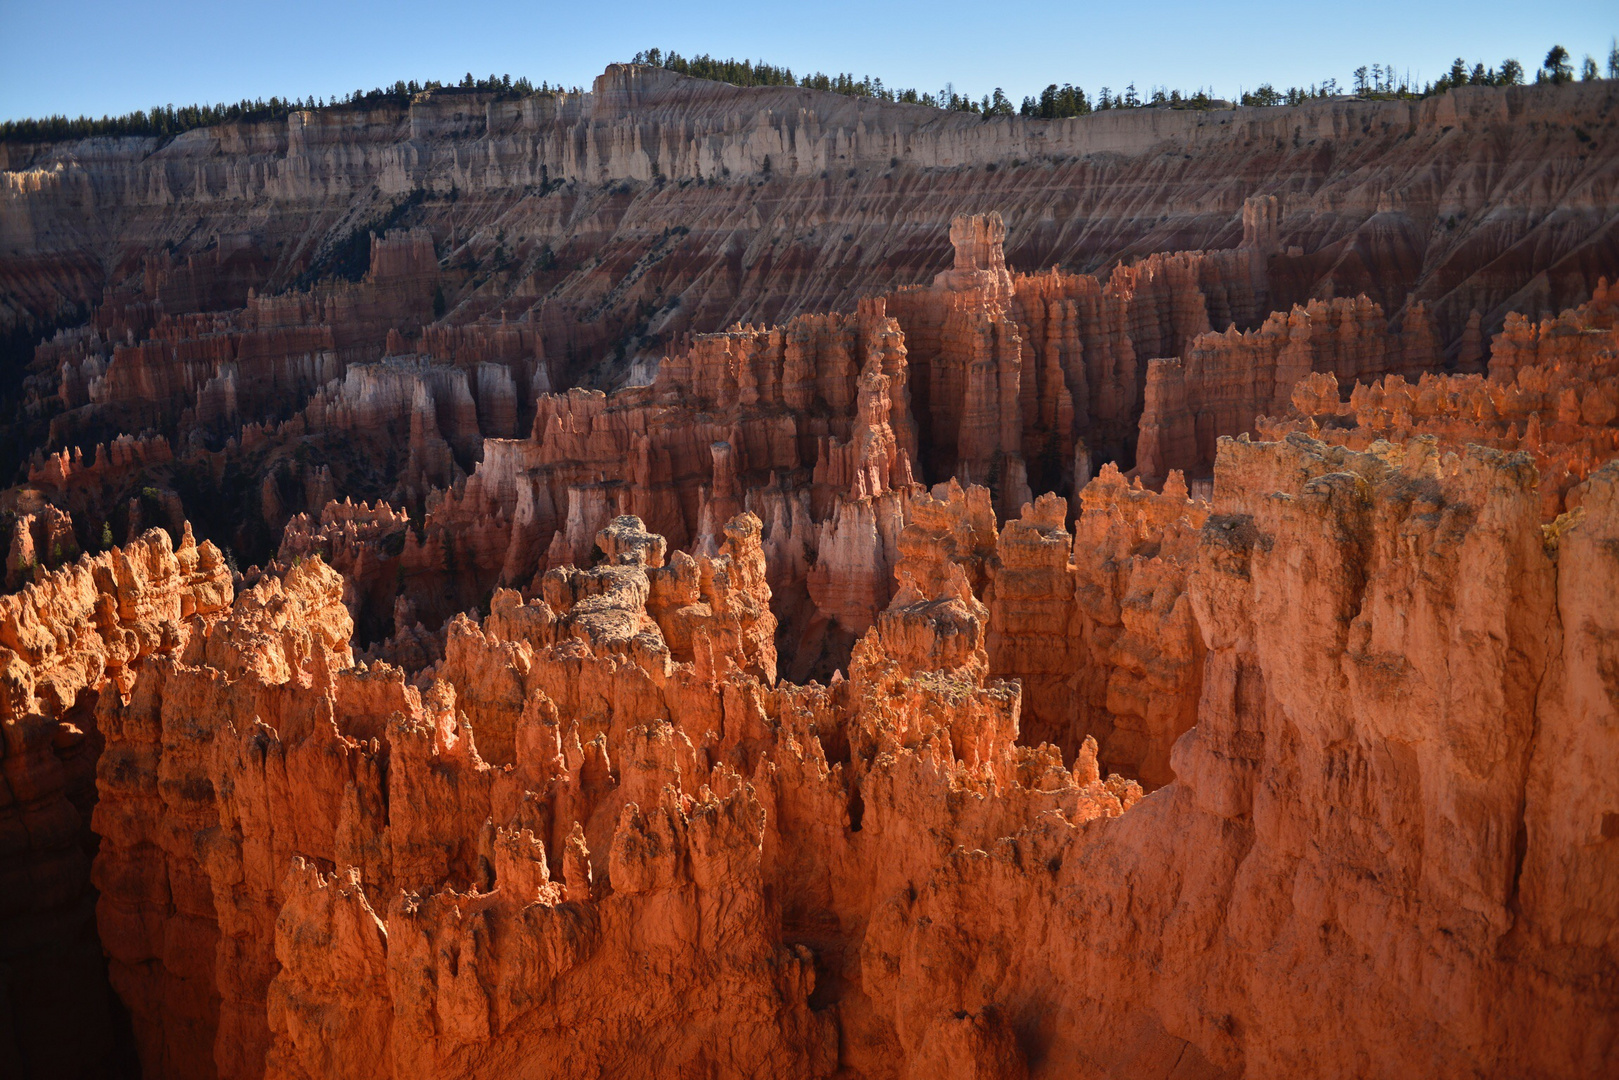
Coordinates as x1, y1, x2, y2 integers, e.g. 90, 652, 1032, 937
1, 65, 1617, 1080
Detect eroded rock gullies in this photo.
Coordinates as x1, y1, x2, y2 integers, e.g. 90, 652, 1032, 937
0, 427, 1605, 1079
50, 207, 1602, 698
1256, 278, 1619, 520
1133, 293, 1443, 485
5, 69, 1616, 391
272, 211, 1269, 675
1, 66, 1616, 1080
887, 208, 1270, 505
9, 67, 1619, 587
3, 219, 1617, 1075
0, 525, 232, 1078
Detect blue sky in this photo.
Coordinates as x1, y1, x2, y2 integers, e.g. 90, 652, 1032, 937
1, 0, 1613, 122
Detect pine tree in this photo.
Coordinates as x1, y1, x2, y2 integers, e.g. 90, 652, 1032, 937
1542, 45, 1572, 84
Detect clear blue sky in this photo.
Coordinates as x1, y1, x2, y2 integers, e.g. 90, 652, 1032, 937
1, 0, 1613, 122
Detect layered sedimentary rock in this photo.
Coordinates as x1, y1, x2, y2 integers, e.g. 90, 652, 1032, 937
2, 65, 1618, 1080
1134, 294, 1443, 484
6, 245, 1619, 1077
6, 70, 1615, 401
5, 499, 78, 588
40, 229, 439, 450
888, 209, 1270, 504
310, 296, 926, 664
10, 237, 550, 570
6, 431, 1603, 1080
284, 212, 1276, 677
0, 525, 232, 1078
980, 465, 1208, 787
74, 511, 1140, 1080
277, 499, 414, 643
858, 436, 1619, 1078
1257, 278, 1619, 519
8, 73, 1614, 593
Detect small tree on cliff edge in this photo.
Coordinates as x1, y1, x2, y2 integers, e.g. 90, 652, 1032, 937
1541, 46, 1573, 84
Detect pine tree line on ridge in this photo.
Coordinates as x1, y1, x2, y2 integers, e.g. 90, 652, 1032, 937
4, 40, 1615, 145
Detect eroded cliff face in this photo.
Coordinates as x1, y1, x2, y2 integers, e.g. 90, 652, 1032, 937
1256, 278, 1619, 520
7, 71, 1618, 583
1133, 293, 1442, 485
70, 511, 1137, 1080
0, 525, 232, 1078
2, 66, 1617, 1080
5, 70, 1616, 382
1, 428, 1609, 1080
862, 436, 1619, 1079
214, 213, 1261, 677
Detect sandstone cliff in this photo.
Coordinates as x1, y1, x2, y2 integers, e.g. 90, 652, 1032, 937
1133, 294, 1442, 485
5, 71, 1614, 384
1256, 278, 1619, 520
1, 66, 1617, 1079
14, 433, 1606, 1080
0, 525, 232, 1078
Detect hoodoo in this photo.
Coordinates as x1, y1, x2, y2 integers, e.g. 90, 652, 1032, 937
2, 48, 1616, 1080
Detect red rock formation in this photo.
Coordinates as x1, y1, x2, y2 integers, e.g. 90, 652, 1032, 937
39, 229, 439, 455
58, 431, 1619, 1078
858, 454, 1207, 789
1134, 294, 1443, 485
1063, 466, 1207, 786
888, 211, 1269, 508
1240, 192, 1280, 255
7, 70, 1613, 366
73, 510, 1145, 1079
318, 296, 928, 671
26, 433, 175, 493
1488, 277, 1619, 380
804, 343, 916, 644
4, 71, 1619, 1080
278, 499, 413, 640
858, 438, 1619, 1079
5, 500, 78, 588
1257, 280, 1619, 520
1, 525, 232, 1078
0, 198, 1585, 659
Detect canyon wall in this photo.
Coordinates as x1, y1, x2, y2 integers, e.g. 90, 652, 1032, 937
5, 71, 1616, 384
0, 525, 232, 1078
1133, 293, 1442, 484
1, 66, 1616, 1080
242, 213, 1266, 678
1256, 277, 1619, 520
888, 208, 1269, 498
4, 428, 1612, 1078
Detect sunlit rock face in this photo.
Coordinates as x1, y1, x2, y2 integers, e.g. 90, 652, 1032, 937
2, 68, 1618, 1080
